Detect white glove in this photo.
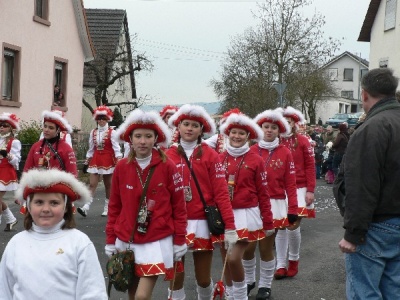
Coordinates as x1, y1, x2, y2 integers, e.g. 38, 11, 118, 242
224, 230, 238, 253
173, 244, 188, 261
264, 229, 275, 237
105, 244, 117, 257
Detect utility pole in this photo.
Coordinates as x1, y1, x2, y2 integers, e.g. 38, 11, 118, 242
273, 82, 287, 108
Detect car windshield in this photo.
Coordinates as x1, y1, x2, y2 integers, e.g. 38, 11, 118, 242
332, 114, 348, 119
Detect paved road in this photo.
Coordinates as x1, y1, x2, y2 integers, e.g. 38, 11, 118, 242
1, 179, 346, 300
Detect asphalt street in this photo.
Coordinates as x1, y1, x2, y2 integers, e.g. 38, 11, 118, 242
1, 179, 346, 300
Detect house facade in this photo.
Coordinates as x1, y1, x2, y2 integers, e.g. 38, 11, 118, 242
316, 52, 369, 123
0, 0, 94, 129
359, 0, 400, 72
82, 9, 136, 133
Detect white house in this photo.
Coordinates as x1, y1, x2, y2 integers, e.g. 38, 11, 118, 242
359, 0, 400, 73
316, 51, 369, 123
0, 0, 94, 128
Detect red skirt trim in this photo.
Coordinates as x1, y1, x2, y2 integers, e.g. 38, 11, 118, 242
134, 261, 184, 280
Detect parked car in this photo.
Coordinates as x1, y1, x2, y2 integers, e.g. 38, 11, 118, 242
325, 112, 363, 128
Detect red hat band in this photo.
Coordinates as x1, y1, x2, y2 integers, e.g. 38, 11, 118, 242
23, 183, 79, 202
224, 123, 258, 140
122, 123, 166, 144
257, 117, 287, 133
174, 115, 211, 133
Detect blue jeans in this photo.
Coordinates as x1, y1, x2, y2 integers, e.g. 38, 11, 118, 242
345, 217, 400, 299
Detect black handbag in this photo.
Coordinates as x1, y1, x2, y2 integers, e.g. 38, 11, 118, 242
182, 153, 225, 235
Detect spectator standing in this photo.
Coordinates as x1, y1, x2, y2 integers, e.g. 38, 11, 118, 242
53, 84, 64, 106
0, 169, 107, 299
331, 123, 349, 176
218, 112, 274, 299
106, 109, 187, 299
77, 106, 122, 217
275, 107, 316, 280
339, 68, 400, 299
0, 113, 21, 231
166, 104, 237, 300
322, 125, 336, 145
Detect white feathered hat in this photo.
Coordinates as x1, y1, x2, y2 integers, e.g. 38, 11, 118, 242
220, 113, 264, 141
42, 110, 72, 133
0, 112, 20, 131
168, 104, 216, 135
15, 169, 91, 207
116, 109, 171, 145
254, 109, 291, 135
282, 106, 305, 124
92, 105, 113, 122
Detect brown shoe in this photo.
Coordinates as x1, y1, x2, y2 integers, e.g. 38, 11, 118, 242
274, 268, 287, 280
286, 260, 299, 277
4, 220, 18, 232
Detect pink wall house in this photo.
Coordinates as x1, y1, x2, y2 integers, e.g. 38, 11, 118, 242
0, 0, 94, 130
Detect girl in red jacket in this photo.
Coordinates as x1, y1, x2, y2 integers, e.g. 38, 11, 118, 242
166, 104, 238, 300
77, 106, 122, 217
242, 109, 298, 299
105, 109, 187, 300
274, 107, 316, 280
0, 113, 21, 231
218, 112, 274, 300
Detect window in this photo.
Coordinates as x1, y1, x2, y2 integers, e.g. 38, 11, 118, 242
328, 68, 338, 81
33, 0, 50, 26
385, 0, 397, 30
360, 68, 368, 79
53, 57, 68, 107
341, 90, 354, 99
1, 43, 21, 107
343, 68, 353, 81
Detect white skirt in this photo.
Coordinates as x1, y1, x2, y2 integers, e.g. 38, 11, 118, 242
233, 207, 265, 241
271, 198, 290, 229
0, 182, 18, 191
296, 187, 315, 218
87, 166, 115, 175
115, 235, 179, 279
186, 219, 219, 251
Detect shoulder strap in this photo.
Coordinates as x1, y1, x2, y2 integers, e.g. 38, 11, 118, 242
128, 166, 155, 243
182, 152, 208, 209
46, 141, 66, 171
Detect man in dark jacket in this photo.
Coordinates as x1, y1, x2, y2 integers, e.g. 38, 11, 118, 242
339, 68, 400, 299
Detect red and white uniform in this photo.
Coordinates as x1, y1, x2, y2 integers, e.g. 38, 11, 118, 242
86, 125, 122, 174
280, 134, 316, 217
0, 138, 21, 191
106, 149, 187, 279
251, 143, 298, 228
204, 134, 228, 154
23, 139, 77, 177
219, 150, 273, 241
166, 143, 235, 250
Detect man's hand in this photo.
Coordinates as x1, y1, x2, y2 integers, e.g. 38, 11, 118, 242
339, 238, 357, 253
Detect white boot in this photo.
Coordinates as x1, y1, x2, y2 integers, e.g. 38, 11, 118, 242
101, 199, 109, 217
3, 208, 18, 231
196, 281, 213, 300
168, 288, 186, 300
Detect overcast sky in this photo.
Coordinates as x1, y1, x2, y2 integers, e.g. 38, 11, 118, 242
84, 0, 371, 105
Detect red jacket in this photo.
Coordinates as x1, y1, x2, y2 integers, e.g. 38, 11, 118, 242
250, 144, 298, 215
166, 143, 235, 230
106, 149, 187, 245
23, 139, 77, 177
219, 150, 273, 230
280, 134, 316, 192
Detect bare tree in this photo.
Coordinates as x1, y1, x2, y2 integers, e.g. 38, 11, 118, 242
83, 33, 153, 115
212, 0, 341, 115
290, 64, 337, 123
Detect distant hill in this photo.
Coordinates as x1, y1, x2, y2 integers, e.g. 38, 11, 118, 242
139, 102, 221, 116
